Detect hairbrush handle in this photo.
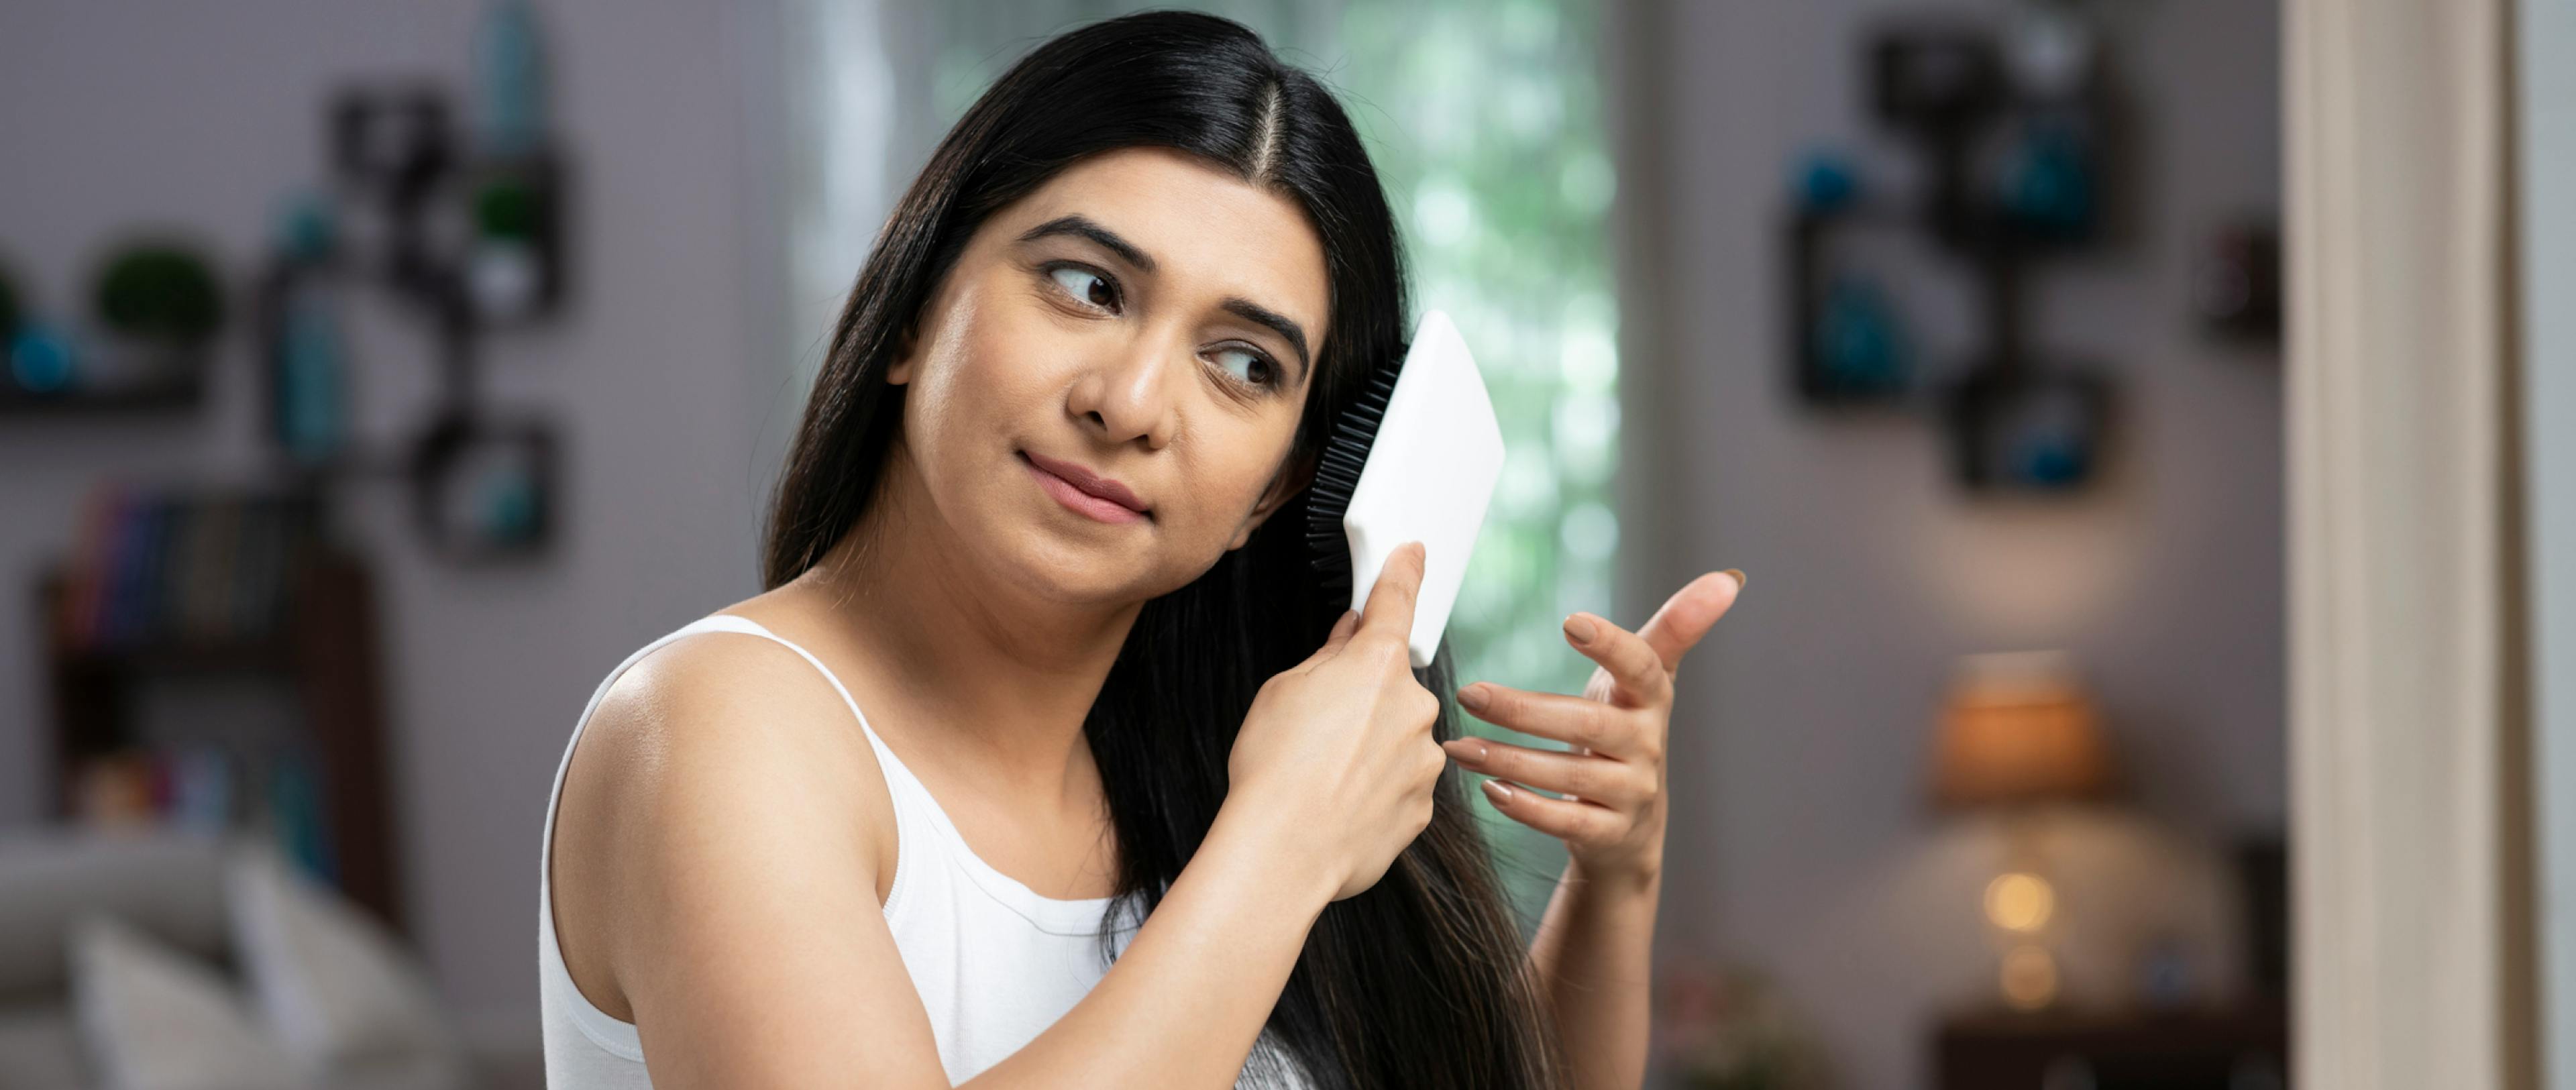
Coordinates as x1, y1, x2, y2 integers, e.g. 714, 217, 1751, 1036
1340, 310, 1506, 667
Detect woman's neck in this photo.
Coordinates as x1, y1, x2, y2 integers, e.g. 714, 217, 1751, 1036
799, 441, 1139, 804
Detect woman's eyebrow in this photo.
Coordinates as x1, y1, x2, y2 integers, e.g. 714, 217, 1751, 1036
1016, 215, 1157, 273
1018, 213, 1313, 383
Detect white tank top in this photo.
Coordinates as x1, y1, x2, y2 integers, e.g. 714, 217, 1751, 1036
537, 614, 1313, 1087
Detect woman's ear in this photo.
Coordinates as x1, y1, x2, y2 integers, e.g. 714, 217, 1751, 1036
1228, 447, 1318, 551
885, 323, 920, 386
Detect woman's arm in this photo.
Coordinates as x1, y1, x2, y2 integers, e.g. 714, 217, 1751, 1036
572, 637, 951, 1089
1527, 855, 1660, 1090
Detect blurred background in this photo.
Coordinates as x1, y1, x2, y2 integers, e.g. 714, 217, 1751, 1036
0, 1, 2318, 1087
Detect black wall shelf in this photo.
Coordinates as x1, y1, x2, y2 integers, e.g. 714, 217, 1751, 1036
0, 375, 206, 417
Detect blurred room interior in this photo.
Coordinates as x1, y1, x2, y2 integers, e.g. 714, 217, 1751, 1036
0, 1, 2566, 1089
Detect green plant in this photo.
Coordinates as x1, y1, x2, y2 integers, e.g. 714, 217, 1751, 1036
93, 242, 224, 345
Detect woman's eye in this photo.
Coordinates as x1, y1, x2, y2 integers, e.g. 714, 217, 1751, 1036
1047, 265, 1120, 313
1210, 345, 1277, 388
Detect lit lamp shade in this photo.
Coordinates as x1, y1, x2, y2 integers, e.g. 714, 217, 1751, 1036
1930, 650, 2114, 810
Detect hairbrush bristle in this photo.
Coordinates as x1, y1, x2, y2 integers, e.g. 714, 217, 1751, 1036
1305, 349, 1403, 600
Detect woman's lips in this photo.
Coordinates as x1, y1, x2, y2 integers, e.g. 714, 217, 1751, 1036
1020, 451, 1149, 525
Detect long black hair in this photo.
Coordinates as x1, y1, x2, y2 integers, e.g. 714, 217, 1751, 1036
763, 11, 1566, 1089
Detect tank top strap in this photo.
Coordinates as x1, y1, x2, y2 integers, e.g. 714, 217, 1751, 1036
672, 614, 941, 804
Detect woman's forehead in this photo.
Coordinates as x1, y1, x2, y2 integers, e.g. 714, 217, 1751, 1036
998, 148, 1330, 336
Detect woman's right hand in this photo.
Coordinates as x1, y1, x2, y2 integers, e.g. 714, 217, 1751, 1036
1226, 541, 1446, 902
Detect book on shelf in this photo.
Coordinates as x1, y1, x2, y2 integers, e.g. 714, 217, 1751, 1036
54, 484, 323, 653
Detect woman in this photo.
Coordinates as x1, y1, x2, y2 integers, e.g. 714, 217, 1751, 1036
538, 11, 1741, 1089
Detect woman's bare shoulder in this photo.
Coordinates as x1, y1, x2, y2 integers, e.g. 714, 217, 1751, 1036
549, 618, 903, 1022
568, 616, 901, 872
625, 624, 871, 751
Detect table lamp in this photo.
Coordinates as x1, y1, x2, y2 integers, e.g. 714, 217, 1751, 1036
1929, 649, 2113, 1011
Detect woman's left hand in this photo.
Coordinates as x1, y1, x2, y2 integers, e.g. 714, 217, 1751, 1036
1443, 570, 1743, 885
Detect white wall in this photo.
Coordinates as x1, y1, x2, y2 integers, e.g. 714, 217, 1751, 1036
1611, 2, 2284, 1087
0, 0, 793, 1044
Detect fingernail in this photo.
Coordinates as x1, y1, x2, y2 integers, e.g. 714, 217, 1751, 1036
1445, 739, 1489, 765
1565, 614, 1597, 644
1456, 684, 1489, 713
1482, 779, 1515, 804
1722, 568, 1747, 590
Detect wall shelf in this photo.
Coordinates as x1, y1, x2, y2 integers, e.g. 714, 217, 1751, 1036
0, 374, 206, 417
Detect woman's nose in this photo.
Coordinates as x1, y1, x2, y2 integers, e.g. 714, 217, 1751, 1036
1067, 337, 1184, 449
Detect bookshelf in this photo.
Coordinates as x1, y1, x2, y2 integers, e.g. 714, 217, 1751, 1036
36, 527, 405, 934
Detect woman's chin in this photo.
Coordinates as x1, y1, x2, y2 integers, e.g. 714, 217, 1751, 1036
991, 529, 1179, 609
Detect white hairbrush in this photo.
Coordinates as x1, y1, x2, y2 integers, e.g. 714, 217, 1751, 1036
1303, 309, 1507, 667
